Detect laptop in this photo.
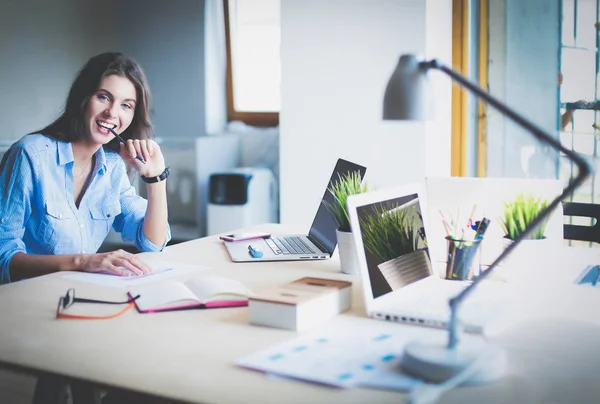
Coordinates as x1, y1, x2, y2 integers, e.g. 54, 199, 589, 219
347, 183, 513, 335
224, 158, 367, 262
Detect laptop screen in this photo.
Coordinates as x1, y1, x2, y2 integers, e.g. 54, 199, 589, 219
354, 191, 431, 299
308, 158, 367, 255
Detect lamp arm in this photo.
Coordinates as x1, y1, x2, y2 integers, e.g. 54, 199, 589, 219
421, 59, 593, 350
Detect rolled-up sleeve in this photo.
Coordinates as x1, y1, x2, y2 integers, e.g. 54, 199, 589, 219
111, 160, 171, 252
0, 147, 33, 284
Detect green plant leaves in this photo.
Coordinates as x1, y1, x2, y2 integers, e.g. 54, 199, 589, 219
359, 202, 420, 263
322, 171, 368, 232
499, 193, 550, 240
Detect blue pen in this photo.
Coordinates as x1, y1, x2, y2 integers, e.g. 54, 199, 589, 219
108, 128, 146, 164
475, 218, 490, 240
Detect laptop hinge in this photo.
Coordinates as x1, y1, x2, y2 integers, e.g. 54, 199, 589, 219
308, 235, 332, 256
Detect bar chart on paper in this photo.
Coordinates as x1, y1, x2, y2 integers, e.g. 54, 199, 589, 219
236, 317, 469, 391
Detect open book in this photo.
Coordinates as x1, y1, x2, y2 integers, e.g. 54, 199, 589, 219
128, 275, 253, 313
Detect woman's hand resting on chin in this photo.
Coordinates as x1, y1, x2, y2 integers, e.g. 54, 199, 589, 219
119, 139, 166, 178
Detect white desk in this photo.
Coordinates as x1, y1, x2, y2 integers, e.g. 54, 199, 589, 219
1, 224, 599, 404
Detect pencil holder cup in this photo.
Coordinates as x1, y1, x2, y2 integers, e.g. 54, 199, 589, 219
445, 236, 482, 281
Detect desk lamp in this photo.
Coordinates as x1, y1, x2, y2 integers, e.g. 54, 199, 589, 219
383, 54, 592, 384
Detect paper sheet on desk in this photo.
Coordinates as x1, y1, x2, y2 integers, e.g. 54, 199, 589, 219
236, 318, 479, 391
60, 258, 208, 288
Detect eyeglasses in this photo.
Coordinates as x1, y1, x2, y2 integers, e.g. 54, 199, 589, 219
56, 288, 140, 320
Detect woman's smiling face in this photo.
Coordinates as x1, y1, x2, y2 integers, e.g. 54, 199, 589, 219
83, 74, 137, 145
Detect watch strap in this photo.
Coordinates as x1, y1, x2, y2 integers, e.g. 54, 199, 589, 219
141, 167, 170, 183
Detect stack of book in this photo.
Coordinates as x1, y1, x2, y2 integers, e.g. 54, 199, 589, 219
249, 277, 352, 331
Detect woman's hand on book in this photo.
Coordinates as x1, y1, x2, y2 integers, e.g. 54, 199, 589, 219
80, 250, 152, 276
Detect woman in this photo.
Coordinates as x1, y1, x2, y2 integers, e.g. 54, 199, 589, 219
0, 52, 171, 284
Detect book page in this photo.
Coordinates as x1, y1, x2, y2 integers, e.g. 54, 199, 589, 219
60, 259, 208, 288
184, 275, 253, 303
129, 280, 201, 311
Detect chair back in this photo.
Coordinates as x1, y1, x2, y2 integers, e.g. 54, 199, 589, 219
563, 202, 600, 243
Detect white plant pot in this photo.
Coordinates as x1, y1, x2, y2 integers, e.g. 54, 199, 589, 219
377, 249, 432, 290
500, 237, 549, 283
336, 229, 361, 275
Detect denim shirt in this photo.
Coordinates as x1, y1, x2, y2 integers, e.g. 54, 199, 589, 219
0, 134, 171, 284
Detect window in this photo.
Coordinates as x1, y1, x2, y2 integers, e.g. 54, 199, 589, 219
224, 0, 280, 127
481, 1, 561, 180
560, 0, 600, 206
458, 0, 598, 247
560, 0, 600, 248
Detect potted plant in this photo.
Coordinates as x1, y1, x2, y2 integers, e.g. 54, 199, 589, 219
323, 170, 368, 274
498, 193, 550, 241
497, 193, 551, 279
359, 200, 431, 289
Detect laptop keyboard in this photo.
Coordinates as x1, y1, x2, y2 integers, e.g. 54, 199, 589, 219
265, 236, 318, 255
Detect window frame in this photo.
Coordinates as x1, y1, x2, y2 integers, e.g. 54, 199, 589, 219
223, 0, 279, 128
451, 0, 488, 177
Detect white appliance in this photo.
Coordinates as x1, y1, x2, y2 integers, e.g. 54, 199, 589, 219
136, 135, 240, 241
207, 167, 277, 235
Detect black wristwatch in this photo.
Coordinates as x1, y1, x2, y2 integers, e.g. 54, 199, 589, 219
141, 167, 170, 183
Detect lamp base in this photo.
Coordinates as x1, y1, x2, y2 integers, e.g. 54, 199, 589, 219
401, 340, 506, 384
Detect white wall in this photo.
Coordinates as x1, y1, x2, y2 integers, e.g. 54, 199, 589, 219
0, 0, 119, 141
279, 0, 452, 229
425, 0, 453, 178
117, 0, 207, 138
0, 0, 212, 143
204, 0, 228, 135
